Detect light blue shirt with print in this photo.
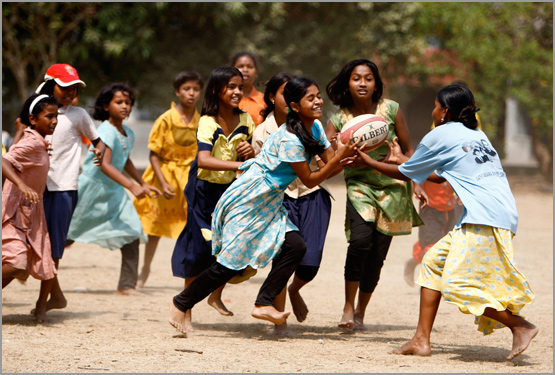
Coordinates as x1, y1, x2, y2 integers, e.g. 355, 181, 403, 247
398, 122, 518, 234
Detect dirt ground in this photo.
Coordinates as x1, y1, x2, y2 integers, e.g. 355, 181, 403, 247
2, 174, 553, 374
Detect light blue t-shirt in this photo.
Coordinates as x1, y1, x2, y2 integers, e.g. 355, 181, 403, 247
398, 122, 518, 234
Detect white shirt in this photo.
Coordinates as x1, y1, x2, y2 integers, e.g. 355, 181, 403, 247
45, 105, 99, 191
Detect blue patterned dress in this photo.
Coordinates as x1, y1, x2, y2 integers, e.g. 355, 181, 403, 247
211, 122, 331, 271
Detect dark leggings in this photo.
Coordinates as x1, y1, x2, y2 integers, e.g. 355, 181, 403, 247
173, 231, 306, 312
295, 265, 319, 283
344, 200, 392, 294
118, 239, 140, 290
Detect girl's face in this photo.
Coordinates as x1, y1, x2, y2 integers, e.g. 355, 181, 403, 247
176, 80, 202, 108
104, 91, 133, 125
218, 75, 243, 109
270, 82, 289, 119
53, 84, 78, 107
234, 56, 257, 87
432, 99, 448, 127
29, 104, 58, 137
348, 64, 376, 102
291, 84, 323, 122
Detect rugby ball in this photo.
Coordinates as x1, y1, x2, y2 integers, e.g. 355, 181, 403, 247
339, 114, 389, 151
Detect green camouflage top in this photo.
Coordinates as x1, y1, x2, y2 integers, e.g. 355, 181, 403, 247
329, 99, 423, 239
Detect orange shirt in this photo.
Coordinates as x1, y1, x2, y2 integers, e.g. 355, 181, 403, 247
239, 87, 266, 126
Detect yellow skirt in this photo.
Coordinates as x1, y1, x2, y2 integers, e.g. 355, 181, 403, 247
133, 161, 191, 239
417, 224, 534, 335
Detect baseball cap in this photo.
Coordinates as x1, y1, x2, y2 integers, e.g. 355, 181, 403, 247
43, 64, 86, 87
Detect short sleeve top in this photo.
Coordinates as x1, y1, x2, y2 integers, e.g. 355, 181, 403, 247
399, 122, 518, 234
196, 112, 255, 184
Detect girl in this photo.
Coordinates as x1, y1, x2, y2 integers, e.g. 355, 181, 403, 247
253, 72, 333, 336
134, 71, 204, 289
325, 58, 422, 330
170, 66, 255, 332
231, 51, 266, 126
169, 77, 359, 335
2, 94, 58, 323
358, 85, 537, 361
20, 64, 106, 318
67, 83, 161, 295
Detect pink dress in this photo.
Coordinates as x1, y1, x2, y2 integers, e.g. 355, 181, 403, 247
2, 128, 56, 280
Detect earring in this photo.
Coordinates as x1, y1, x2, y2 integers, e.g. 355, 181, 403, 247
441, 116, 445, 123
271, 100, 274, 104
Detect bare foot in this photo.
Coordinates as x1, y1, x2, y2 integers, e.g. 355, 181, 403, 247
251, 305, 290, 325
389, 337, 431, 356
30, 296, 67, 315
507, 323, 539, 361
207, 294, 234, 316
136, 268, 149, 289
353, 312, 367, 331
116, 289, 145, 296
404, 258, 418, 287
272, 322, 289, 337
288, 287, 308, 322
34, 302, 49, 324
168, 299, 192, 336
338, 311, 355, 329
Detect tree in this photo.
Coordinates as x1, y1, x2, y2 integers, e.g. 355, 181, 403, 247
411, 2, 553, 180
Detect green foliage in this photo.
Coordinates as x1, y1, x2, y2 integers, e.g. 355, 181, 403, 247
2, 2, 552, 177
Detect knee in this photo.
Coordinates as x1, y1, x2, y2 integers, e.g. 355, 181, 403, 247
284, 232, 307, 258
295, 265, 319, 283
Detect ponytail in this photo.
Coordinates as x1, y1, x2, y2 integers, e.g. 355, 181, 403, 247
283, 77, 326, 156
437, 85, 479, 130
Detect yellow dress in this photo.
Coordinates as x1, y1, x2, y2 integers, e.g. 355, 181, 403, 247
133, 103, 199, 238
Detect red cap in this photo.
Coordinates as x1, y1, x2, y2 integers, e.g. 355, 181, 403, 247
44, 64, 86, 87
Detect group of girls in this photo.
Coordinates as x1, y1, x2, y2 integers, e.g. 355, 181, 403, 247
2, 54, 537, 361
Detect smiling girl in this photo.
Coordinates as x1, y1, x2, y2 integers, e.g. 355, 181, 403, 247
169, 77, 359, 335
67, 83, 161, 295
2, 94, 59, 322
170, 66, 255, 333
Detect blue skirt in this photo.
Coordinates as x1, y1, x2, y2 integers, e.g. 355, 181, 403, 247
43, 189, 78, 259
283, 189, 331, 267
171, 159, 232, 279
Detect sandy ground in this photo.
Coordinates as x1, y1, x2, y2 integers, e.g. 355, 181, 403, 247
2, 174, 553, 374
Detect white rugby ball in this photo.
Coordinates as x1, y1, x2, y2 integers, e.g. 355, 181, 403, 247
339, 114, 389, 151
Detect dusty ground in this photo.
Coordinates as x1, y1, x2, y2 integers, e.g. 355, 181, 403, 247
2, 174, 553, 373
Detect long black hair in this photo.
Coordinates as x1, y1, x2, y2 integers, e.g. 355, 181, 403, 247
19, 94, 58, 128
326, 58, 384, 108
91, 83, 135, 121
261, 72, 295, 120
437, 85, 479, 129
283, 77, 326, 156
201, 66, 244, 117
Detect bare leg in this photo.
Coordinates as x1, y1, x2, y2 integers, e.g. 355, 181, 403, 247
354, 290, 372, 330
35, 278, 55, 323
182, 278, 195, 333
403, 257, 419, 287
390, 287, 441, 356
339, 280, 358, 329
252, 304, 290, 325
136, 235, 160, 288
288, 275, 309, 323
481, 307, 539, 361
207, 284, 233, 316
2, 265, 16, 289
31, 259, 66, 315
272, 287, 289, 336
